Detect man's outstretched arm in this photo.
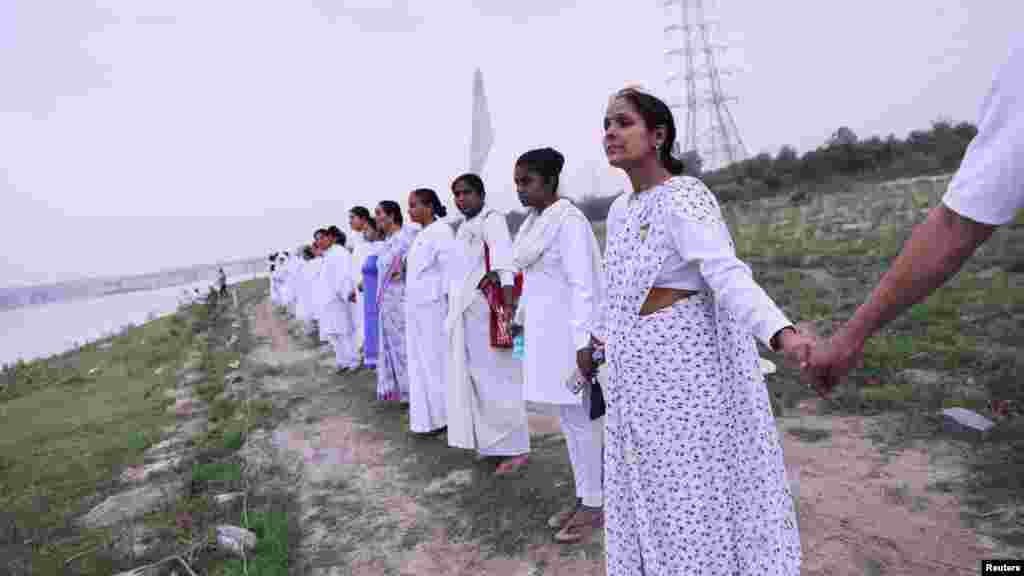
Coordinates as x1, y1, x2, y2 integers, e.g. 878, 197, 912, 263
806, 205, 995, 392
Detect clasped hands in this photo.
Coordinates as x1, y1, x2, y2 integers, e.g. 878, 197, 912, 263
774, 323, 865, 397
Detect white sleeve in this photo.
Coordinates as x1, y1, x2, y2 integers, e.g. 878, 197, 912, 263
560, 215, 599, 351
484, 212, 518, 286
669, 211, 792, 348
942, 37, 1024, 226
436, 226, 455, 297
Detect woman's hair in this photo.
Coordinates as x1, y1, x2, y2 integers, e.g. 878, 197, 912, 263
301, 245, 315, 259
412, 188, 448, 219
614, 88, 685, 175
516, 147, 566, 194
378, 200, 403, 226
326, 225, 346, 247
365, 216, 379, 234
451, 173, 486, 199
349, 206, 371, 221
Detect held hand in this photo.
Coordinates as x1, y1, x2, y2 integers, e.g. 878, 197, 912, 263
777, 328, 816, 371
576, 347, 596, 381
803, 327, 866, 397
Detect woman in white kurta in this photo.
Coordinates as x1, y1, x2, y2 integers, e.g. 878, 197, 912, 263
294, 246, 318, 328
319, 230, 359, 372
446, 173, 530, 475
598, 88, 813, 575
511, 148, 606, 543
404, 188, 454, 435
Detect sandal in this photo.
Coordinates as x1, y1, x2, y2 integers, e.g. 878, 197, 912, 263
554, 508, 604, 543
548, 501, 581, 529
494, 454, 529, 476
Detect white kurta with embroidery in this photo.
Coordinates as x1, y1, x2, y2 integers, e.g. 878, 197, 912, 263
446, 207, 530, 455
404, 219, 454, 433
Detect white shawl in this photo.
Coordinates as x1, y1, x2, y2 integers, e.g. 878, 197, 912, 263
446, 207, 521, 450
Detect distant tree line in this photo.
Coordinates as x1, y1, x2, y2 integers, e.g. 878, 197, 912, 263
700, 119, 978, 203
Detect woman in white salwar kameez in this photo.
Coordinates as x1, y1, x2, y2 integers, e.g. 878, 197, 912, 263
375, 201, 419, 403
404, 189, 454, 436
510, 148, 606, 543
598, 88, 815, 576
319, 227, 359, 373
446, 173, 530, 476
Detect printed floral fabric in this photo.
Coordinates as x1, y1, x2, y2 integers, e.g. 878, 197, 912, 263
601, 176, 801, 575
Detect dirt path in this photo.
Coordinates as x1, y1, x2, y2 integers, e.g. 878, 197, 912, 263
242, 298, 993, 575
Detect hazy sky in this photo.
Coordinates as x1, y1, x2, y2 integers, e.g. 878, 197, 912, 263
2, 1, 1021, 287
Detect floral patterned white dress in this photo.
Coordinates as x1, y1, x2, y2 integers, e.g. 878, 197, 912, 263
376, 226, 418, 402
599, 176, 801, 575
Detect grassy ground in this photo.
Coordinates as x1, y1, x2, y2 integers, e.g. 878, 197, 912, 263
0, 278, 273, 575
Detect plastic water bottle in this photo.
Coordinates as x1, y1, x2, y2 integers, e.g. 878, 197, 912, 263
512, 334, 524, 360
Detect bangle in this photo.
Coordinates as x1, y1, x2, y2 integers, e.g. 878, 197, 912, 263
771, 326, 795, 352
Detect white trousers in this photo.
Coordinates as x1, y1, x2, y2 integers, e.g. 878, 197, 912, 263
559, 395, 604, 507
328, 334, 359, 369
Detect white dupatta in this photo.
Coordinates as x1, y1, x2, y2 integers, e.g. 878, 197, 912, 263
511, 197, 605, 389
445, 207, 522, 450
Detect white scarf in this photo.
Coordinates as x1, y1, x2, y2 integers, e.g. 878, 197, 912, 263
512, 198, 575, 272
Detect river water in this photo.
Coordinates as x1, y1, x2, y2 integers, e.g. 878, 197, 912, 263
0, 274, 264, 365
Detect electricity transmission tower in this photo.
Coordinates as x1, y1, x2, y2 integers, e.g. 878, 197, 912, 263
663, 0, 748, 171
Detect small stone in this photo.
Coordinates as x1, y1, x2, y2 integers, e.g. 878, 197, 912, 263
214, 492, 244, 505
902, 369, 944, 389
120, 458, 182, 483
144, 437, 187, 461
425, 469, 474, 496
216, 525, 257, 556
941, 407, 995, 434
78, 481, 185, 528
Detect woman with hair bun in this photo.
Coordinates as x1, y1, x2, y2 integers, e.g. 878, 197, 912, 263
404, 188, 455, 436
510, 147, 606, 543
598, 87, 812, 575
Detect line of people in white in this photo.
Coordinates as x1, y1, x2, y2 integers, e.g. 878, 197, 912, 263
267, 87, 813, 574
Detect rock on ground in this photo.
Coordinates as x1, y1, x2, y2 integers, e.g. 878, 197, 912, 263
78, 481, 185, 529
